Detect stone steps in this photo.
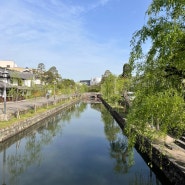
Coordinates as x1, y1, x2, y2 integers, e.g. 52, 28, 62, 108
180, 136, 185, 143
174, 139, 185, 150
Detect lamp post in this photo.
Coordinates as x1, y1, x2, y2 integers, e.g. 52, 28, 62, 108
2, 69, 8, 116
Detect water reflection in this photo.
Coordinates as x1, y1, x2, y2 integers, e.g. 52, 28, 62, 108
100, 106, 134, 172
129, 171, 161, 185
0, 102, 167, 185
99, 104, 163, 185
0, 102, 87, 185
2, 149, 6, 185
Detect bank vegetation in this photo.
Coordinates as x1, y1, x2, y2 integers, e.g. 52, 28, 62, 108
100, 0, 185, 146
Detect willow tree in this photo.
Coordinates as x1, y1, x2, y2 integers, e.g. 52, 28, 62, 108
101, 74, 116, 101
127, 0, 185, 139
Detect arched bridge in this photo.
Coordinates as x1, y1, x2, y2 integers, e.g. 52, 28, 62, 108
82, 93, 101, 102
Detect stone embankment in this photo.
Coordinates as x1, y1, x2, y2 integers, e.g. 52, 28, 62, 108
0, 96, 81, 142
99, 96, 185, 185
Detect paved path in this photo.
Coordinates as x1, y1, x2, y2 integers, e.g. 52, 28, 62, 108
0, 95, 71, 116
154, 135, 185, 172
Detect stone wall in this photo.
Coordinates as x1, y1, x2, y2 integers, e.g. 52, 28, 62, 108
0, 99, 80, 142
99, 96, 185, 185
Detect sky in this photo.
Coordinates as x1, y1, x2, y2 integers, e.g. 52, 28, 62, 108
0, 0, 152, 82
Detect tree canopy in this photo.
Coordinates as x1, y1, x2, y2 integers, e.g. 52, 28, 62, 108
37, 63, 45, 73
129, 0, 185, 89
127, 0, 185, 139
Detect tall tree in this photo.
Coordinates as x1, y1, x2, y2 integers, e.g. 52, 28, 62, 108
34, 63, 46, 83
129, 0, 185, 90
43, 66, 61, 84
101, 74, 116, 100
101, 70, 112, 84
48, 66, 58, 77
37, 63, 45, 73
121, 63, 131, 78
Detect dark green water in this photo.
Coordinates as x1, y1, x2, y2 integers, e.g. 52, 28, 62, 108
0, 102, 169, 185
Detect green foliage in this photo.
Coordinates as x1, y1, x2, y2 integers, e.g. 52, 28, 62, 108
101, 74, 116, 101
57, 79, 75, 94
127, 0, 185, 142
122, 63, 132, 78
101, 70, 112, 84
8, 88, 18, 101
129, 0, 185, 74
78, 84, 88, 93
101, 105, 135, 172
37, 63, 45, 73
31, 86, 45, 98
127, 89, 185, 138
101, 74, 133, 106
38, 65, 62, 85
87, 85, 101, 92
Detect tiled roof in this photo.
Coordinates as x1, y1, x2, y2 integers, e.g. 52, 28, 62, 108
0, 67, 34, 80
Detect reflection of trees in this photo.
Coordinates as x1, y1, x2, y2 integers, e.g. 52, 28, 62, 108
73, 102, 87, 119
129, 171, 161, 185
101, 105, 162, 185
101, 106, 134, 174
90, 103, 102, 112
7, 136, 42, 185
110, 136, 134, 173
59, 103, 87, 122
7, 121, 61, 185
101, 107, 120, 142
4, 102, 87, 185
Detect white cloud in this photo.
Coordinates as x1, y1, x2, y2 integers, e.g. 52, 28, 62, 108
0, 0, 127, 81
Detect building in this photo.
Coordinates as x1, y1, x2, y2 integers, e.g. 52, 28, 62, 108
0, 61, 39, 87
90, 77, 101, 85
80, 77, 101, 86
0, 64, 35, 101
0, 60, 18, 68
79, 80, 91, 86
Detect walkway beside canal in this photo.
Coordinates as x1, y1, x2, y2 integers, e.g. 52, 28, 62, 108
0, 94, 81, 142
0, 94, 78, 120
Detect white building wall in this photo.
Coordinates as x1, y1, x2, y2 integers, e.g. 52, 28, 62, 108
0, 61, 18, 68
34, 79, 41, 85
24, 80, 32, 87
90, 77, 101, 85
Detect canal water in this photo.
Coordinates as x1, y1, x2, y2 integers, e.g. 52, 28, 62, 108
0, 102, 170, 185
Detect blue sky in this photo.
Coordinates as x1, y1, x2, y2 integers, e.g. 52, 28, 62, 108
0, 0, 152, 81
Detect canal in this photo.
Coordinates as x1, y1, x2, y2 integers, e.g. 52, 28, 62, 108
0, 102, 170, 185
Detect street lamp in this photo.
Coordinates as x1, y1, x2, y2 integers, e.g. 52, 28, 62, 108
2, 68, 8, 115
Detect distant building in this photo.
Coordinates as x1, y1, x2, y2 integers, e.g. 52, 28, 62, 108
0, 60, 18, 68
79, 80, 91, 86
90, 77, 101, 85
0, 60, 32, 73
